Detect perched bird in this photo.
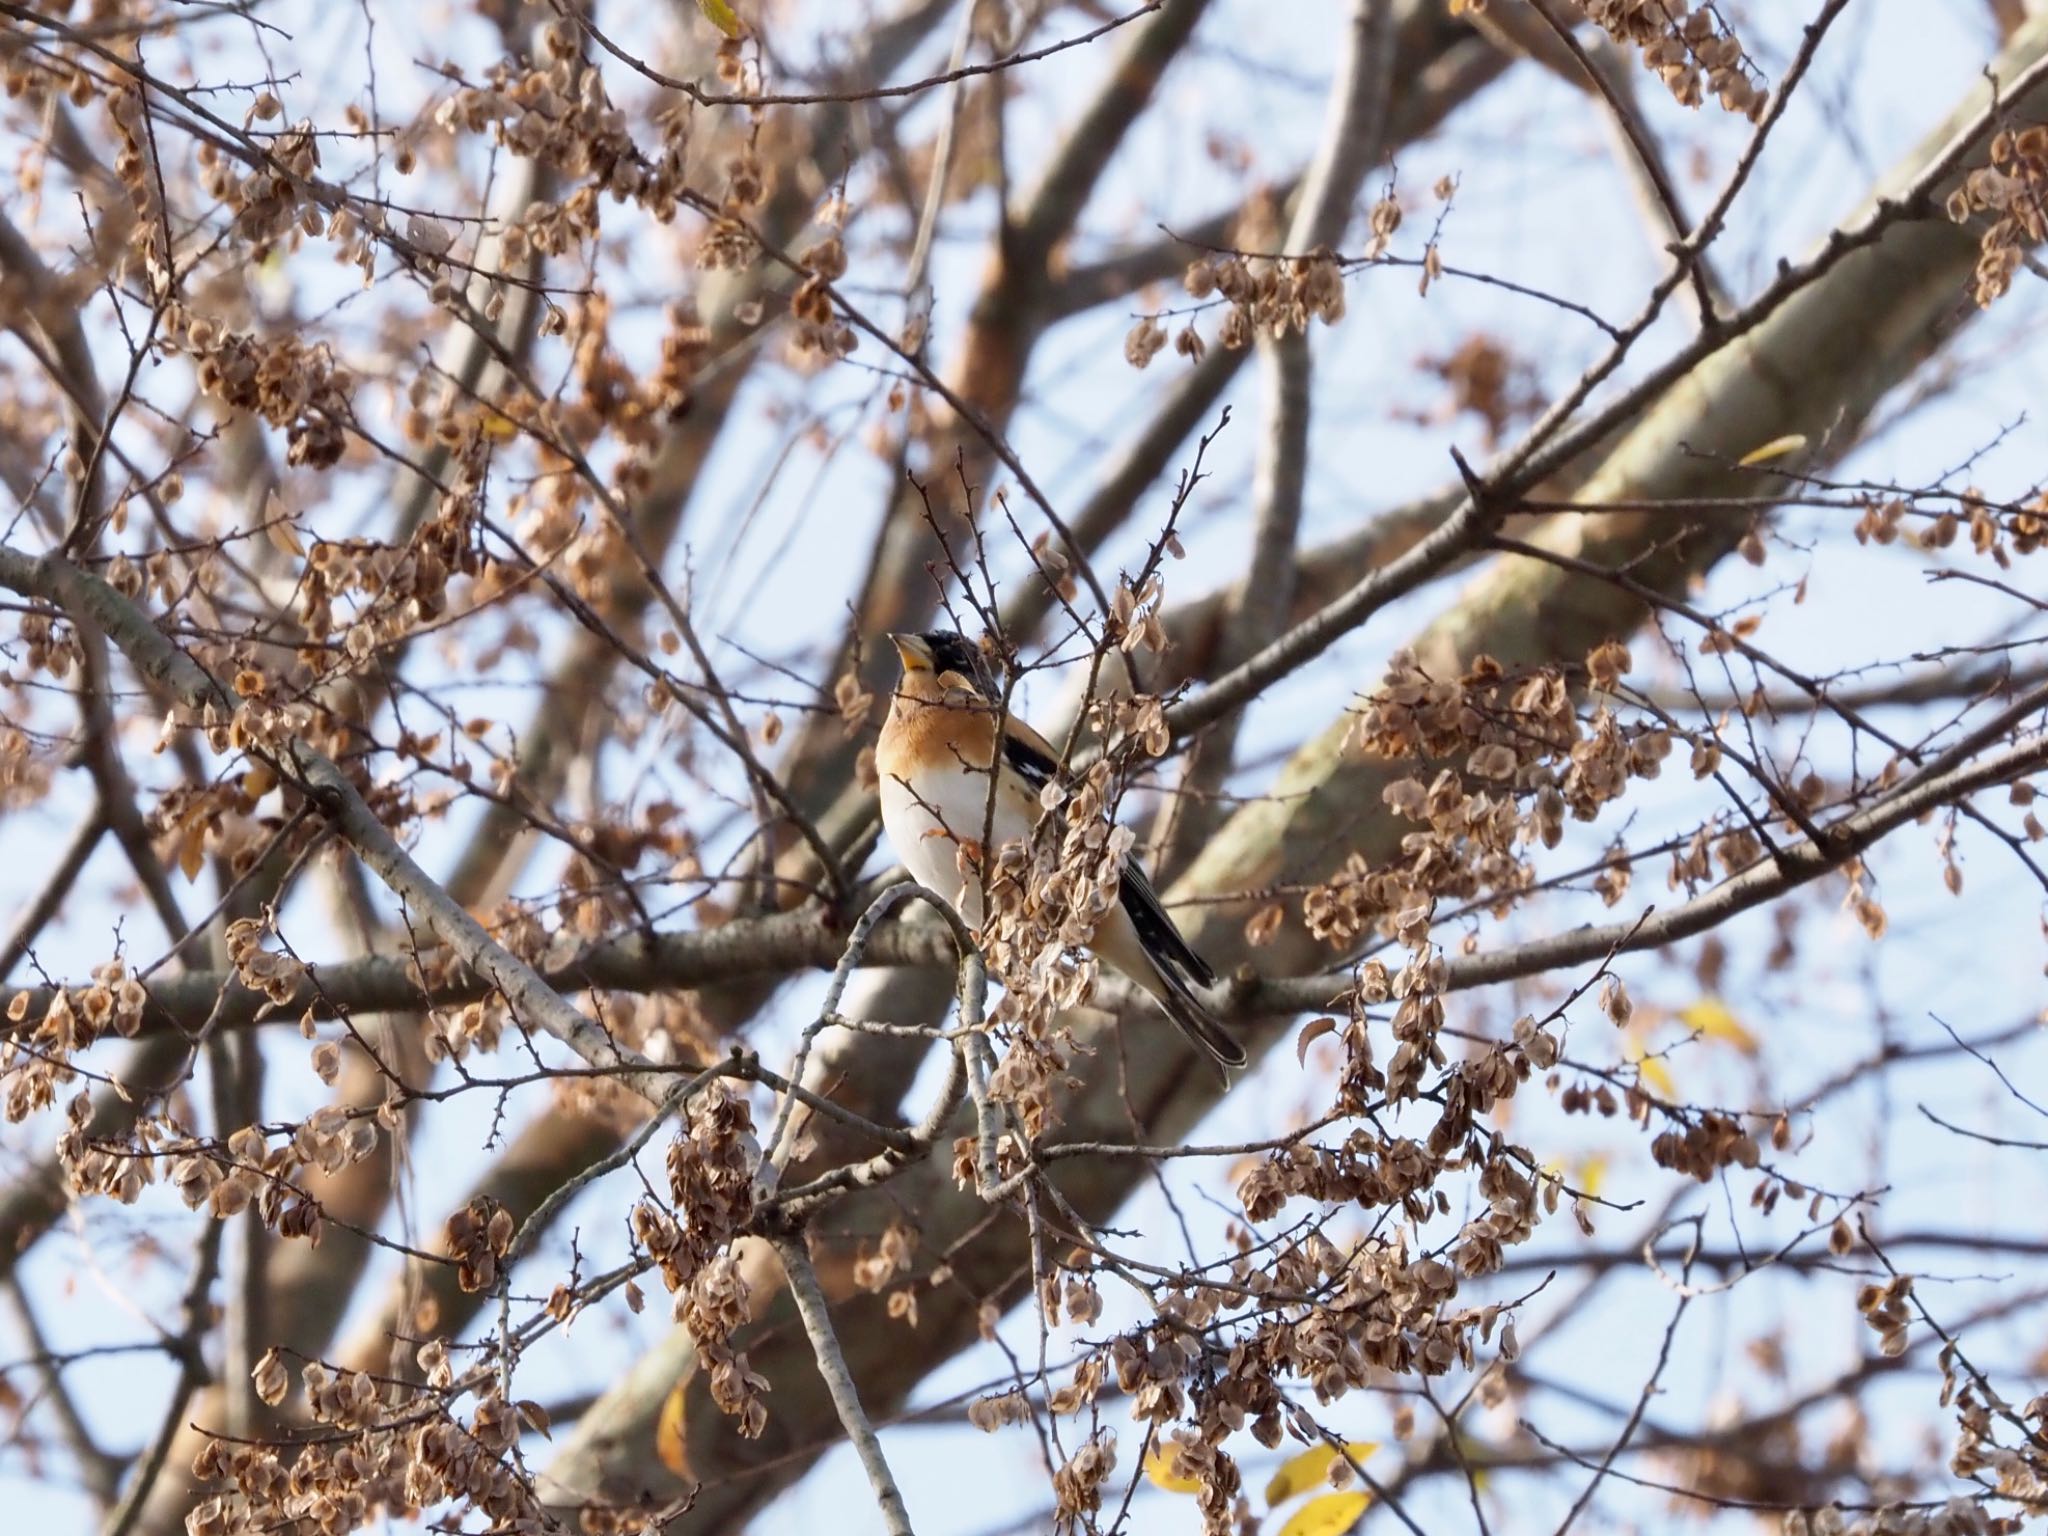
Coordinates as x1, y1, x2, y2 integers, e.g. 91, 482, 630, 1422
876, 630, 1246, 1075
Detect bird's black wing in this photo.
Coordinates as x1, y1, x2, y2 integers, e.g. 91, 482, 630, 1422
997, 724, 1059, 793
1116, 858, 1217, 987
999, 727, 1216, 989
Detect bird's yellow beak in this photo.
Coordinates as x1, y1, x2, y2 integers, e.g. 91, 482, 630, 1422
889, 633, 934, 673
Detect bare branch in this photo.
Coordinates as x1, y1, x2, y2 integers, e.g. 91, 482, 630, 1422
772, 1234, 917, 1536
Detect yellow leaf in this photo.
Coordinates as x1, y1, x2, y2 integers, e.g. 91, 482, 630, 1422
696, 0, 743, 37
1622, 1030, 1677, 1101
1574, 1154, 1608, 1199
478, 408, 521, 442
1676, 996, 1759, 1054
1276, 1491, 1371, 1536
655, 1380, 691, 1479
1267, 1444, 1336, 1505
1738, 433, 1807, 467
1455, 1429, 1493, 1492
1267, 1443, 1378, 1507
177, 823, 206, 882
1144, 1446, 1202, 1494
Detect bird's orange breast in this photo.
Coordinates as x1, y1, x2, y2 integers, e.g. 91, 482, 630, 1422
876, 673, 998, 782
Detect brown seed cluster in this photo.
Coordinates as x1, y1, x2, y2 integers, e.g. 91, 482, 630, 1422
100, 84, 169, 288
788, 231, 857, 360
52, 1097, 372, 1245
632, 1086, 768, 1437
1576, 0, 1767, 119
188, 1353, 549, 1536
1076, 1237, 1522, 1536
167, 308, 351, 470
1176, 246, 1348, 358
1854, 1271, 1915, 1361
434, 23, 694, 220
1303, 649, 1673, 948
536, 292, 707, 464
444, 1194, 517, 1293
1238, 1128, 1440, 1224
172, 1107, 375, 1231
14, 607, 80, 683
226, 914, 310, 1004
976, 749, 1145, 1134
1648, 1108, 1762, 1181
1852, 487, 2048, 565
1049, 1430, 1119, 1529
3, 961, 147, 1121
1947, 126, 2048, 308
1947, 1336, 2048, 1527
296, 465, 486, 672
1782, 1502, 2011, 1536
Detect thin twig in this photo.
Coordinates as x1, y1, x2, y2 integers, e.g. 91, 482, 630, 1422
772, 1233, 917, 1536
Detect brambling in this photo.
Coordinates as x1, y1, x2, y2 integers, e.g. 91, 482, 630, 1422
876, 630, 1246, 1075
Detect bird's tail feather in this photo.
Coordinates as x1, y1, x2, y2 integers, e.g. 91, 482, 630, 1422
1147, 960, 1247, 1078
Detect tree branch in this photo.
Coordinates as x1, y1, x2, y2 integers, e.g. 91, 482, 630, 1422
772, 1234, 917, 1536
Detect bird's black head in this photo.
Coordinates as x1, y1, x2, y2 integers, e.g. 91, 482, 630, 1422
890, 630, 1001, 696
920, 630, 989, 685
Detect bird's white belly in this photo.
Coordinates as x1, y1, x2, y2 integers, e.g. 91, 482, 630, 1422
878, 763, 1034, 932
